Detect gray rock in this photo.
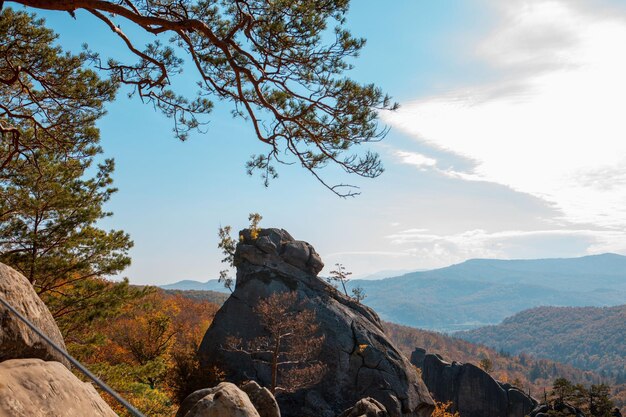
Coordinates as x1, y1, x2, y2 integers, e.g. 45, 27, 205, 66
307, 246, 324, 276
508, 388, 536, 417
0, 358, 117, 417
409, 348, 426, 369
241, 381, 280, 417
338, 398, 389, 417
234, 228, 324, 276
282, 241, 310, 271
178, 382, 260, 417
176, 388, 216, 417
199, 229, 434, 417
420, 353, 537, 417
256, 236, 278, 255
530, 402, 586, 417
0, 263, 70, 368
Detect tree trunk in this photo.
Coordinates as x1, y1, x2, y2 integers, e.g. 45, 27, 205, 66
271, 336, 280, 393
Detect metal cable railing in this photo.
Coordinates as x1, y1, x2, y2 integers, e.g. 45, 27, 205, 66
0, 294, 146, 417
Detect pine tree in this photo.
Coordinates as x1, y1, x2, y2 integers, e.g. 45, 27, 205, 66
2, 2, 398, 195
0, 9, 135, 340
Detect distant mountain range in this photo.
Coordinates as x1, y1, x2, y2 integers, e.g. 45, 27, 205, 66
160, 279, 227, 292
161, 253, 626, 332
346, 253, 626, 331
457, 304, 626, 377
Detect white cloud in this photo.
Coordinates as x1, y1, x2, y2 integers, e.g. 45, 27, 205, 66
385, 227, 626, 268
382, 0, 626, 229
393, 150, 437, 169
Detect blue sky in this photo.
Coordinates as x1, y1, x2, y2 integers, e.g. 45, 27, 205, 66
22, 0, 626, 284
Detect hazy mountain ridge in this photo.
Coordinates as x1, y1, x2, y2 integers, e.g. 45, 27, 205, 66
347, 253, 626, 331
161, 253, 626, 331
160, 279, 228, 292
457, 305, 626, 378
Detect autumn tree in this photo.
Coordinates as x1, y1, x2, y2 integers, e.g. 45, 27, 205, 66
2, 1, 397, 195
217, 212, 262, 292
227, 291, 325, 394
431, 401, 460, 417
479, 357, 494, 373
85, 290, 223, 415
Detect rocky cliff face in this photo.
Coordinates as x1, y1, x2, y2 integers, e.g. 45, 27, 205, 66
412, 350, 536, 417
198, 228, 434, 417
0, 262, 117, 417
0, 263, 69, 368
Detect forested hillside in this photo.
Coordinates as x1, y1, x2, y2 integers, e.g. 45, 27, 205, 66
163, 289, 229, 305
457, 305, 626, 379
384, 321, 626, 414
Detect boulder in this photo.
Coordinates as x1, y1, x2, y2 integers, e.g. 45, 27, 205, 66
419, 353, 537, 417
507, 387, 536, 417
176, 382, 260, 417
0, 358, 117, 417
0, 262, 70, 368
241, 381, 281, 417
199, 228, 434, 417
338, 398, 389, 417
409, 348, 426, 369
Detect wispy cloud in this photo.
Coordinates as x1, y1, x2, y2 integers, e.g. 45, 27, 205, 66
382, 0, 626, 229
393, 150, 437, 170
385, 227, 626, 268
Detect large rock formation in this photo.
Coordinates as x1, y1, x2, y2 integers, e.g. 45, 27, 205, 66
198, 228, 434, 417
0, 263, 70, 367
415, 352, 536, 417
0, 359, 117, 417
0, 262, 118, 417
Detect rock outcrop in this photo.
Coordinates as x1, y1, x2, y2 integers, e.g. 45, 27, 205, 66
241, 381, 281, 417
0, 359, 117, 417
409, 348, 426, 369
414, 352, 536, 417
529, 402, 585, 417
198, 228, 434, 417
0, 262, 118, 417
0, 263, 69, 367
176, 382, 261, 417
339, 398, 389, 417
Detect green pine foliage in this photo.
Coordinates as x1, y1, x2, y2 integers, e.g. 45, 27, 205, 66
0, 9, 137, 340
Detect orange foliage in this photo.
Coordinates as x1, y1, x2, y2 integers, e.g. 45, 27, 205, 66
431, 401, 461, 417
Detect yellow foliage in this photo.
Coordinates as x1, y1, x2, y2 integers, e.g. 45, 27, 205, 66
431, 401, 460, 417
357, 344, 368, 354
